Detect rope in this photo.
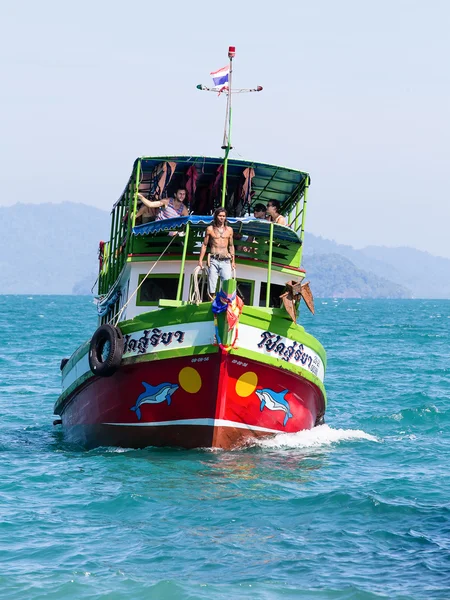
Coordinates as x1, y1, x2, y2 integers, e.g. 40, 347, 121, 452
189, 265, 208, 305
110, 233, 179, 326
188, 265, 236, 305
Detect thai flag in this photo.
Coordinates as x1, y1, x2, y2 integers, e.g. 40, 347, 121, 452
210, 65, 229, 91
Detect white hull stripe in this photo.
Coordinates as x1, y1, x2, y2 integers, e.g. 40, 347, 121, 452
102, 418, 281, 434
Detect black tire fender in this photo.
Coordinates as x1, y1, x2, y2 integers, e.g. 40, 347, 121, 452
88, 324, 124, 377
60, 358, 69, 371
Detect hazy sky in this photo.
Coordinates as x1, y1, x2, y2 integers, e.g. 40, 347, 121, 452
2, 1, 449, 257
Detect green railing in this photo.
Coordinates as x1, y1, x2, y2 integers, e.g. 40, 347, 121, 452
98, 163, 309, 299
98, 161, 141, 295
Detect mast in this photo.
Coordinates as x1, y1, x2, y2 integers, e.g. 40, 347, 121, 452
197, 48, 262, 211
220, 46, 235, 207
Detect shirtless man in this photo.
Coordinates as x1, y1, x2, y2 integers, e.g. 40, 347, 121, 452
198, 207, 235, 298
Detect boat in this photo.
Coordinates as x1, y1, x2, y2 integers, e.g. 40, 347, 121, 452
54, 47, 327, 450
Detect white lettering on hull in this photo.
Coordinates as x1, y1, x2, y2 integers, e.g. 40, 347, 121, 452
61, 321, 324, 394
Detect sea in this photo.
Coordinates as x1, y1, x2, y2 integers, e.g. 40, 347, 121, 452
0, 295, 449, 600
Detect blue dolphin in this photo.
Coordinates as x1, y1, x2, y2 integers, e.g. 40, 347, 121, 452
130, 381, 179, 421
255, 388, 293, 426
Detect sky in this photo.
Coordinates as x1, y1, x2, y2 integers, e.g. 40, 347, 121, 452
1, 0, 449, 258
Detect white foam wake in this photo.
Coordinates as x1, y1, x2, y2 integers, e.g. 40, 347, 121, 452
256, 424, 378, 449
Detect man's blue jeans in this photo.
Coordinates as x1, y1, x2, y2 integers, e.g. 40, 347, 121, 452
208, 258, 232, 295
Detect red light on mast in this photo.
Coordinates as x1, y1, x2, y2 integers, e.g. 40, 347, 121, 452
228, 46, 236, 58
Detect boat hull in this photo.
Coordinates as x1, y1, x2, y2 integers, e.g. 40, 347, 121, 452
58, 351, 325, 450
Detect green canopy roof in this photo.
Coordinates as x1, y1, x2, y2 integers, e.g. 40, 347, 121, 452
116, 155, 310, 217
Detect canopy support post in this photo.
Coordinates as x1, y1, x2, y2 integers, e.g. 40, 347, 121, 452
176, 222, 190, 301
266, 222, 274, 308
294, 188, 302, 232
127, 159, 141, 254
297, 177, 309, 267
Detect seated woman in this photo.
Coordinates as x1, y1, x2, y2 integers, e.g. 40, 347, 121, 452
266, 200, 287, 226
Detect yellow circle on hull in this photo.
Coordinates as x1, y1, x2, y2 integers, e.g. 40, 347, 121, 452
179, 367, 202, 394
235, 371, 258, 397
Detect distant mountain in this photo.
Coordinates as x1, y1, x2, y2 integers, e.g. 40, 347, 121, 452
304, 233, 450, 299
360, 245, 450, 299
1, 203, 449, 298
0, 203, 109, 294
302, 254, 411, 299
72, 273, 98, 295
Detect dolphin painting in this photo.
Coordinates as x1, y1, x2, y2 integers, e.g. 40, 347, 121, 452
255, 388, 293, 427
130, 381, 179, 421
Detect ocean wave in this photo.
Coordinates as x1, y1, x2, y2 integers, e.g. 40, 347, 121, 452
388, 404, 445, 425
256, 424, 378, 449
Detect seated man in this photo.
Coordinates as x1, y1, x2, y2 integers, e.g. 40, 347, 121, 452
253, 203, 267, 219
136, 187, 189, 222
156, 187, 189, 220
198, 207, 235, 299
237, 202, 267, 252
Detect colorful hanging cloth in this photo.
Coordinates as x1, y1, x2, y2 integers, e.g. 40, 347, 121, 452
185, 165, 198, 210
147, 161, 177, 199
211, 288, 244, 330
240, 167, 255, 205
210, 164, 224, 208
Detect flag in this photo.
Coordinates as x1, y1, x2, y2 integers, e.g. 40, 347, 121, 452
210, 65, 229, 92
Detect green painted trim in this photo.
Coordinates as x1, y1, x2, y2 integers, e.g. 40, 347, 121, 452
106, 205, 116, 291
61, 340, 90, 378
136, 273, 184, 306
159, 300, 187, 307
131, 160, 141, 231
294, 189, 302, 232
112, 206, 119, 284
221, 146, 230, 208
298, 178, 309, 267
128, 254, 305, 276
139, 154, 309, 179
176, 222, 190, 301
119, 303, 213, 334
266, 222, 274, 307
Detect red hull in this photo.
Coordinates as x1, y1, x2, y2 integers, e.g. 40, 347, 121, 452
59, 353, 325, 450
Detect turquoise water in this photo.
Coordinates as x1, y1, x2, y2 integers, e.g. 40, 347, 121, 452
1, 296, 449, 599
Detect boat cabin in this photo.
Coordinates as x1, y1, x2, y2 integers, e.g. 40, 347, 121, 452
96, 156, 310, 323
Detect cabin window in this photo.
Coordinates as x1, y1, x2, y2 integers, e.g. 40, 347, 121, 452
137, 274, 182, 305
236, 279, 254, 305
259, 282, 286, 308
